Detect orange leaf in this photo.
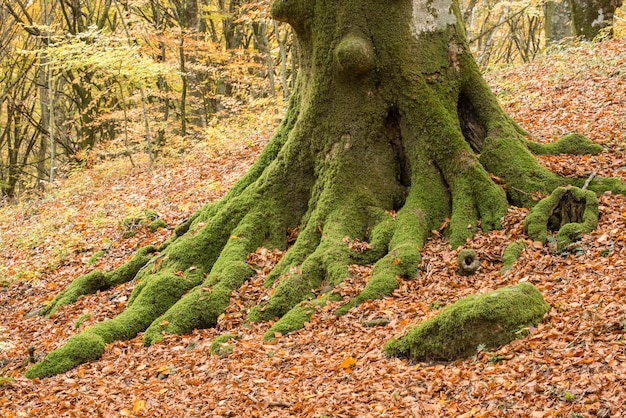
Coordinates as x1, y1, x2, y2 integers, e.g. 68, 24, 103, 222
132, 399, 145, 414
339, 356, 356, 372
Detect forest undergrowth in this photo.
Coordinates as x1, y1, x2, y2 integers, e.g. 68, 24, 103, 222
1, 39, 626, 417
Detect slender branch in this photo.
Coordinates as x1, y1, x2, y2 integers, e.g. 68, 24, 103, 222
582, 172, 596, 190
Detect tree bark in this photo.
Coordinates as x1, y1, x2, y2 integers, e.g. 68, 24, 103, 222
570, 0, 624, 39
26, 0, 625, 379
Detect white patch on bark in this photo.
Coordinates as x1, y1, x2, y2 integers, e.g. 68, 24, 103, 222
592, 9, 605, 27
411, 0, 457, 36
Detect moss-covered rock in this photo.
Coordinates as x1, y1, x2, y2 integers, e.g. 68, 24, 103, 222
384, 282, 550, 362
149, 219, 167, 233
209, 334, 240, 357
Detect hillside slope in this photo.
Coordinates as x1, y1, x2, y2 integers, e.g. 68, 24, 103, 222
1, 39, 625, 417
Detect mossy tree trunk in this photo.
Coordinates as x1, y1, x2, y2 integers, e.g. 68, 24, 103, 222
570, 0, 623, 40
26, 0, 624, 378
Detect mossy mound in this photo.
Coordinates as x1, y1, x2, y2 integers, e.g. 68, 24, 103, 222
384, 282, 550, 362
524, 186, 598, 252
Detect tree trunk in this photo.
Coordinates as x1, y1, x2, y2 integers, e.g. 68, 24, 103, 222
544, 0, 573, 44
570, 0, 623, 39
26, 0, 625, 379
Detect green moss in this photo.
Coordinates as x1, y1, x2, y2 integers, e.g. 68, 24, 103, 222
149, 219, 167, 233
41, 270, 105, 316
41, 245, 157, 316
122, 209, 162, 233
525, 132, 603, 156
263, 292, 341, 341
335, 33, 375, 77
142, 209, 268, 345
87, 250, 105, 265
73, 313, 91, 330
336, 167, 446, 315
524, 186, 598, 251
384, 282, 550, 362
500, 240, 525, 275
209, 334, 240, 357
24, 332, 106, 379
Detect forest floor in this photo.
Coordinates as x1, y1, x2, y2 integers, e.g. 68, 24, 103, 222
1, 39, 626, 417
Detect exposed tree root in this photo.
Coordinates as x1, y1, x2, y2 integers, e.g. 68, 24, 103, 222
41, 245, 157, 316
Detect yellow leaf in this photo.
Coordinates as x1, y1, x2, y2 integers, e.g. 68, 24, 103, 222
217, 313, 226, 322
158, 388, 169, 394
160, 320, 170, 326
132, 399, 145, 414
156, 365, 170, 374
120, 409, 131, 416
136, 364, 147, 371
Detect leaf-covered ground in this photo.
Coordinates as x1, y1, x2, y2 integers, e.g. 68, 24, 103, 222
1, 39, 626, 417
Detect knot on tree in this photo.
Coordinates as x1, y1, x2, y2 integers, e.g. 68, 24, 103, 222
524, 186, 599, 252
335, 34, 376, 78
457, 249, 480, 276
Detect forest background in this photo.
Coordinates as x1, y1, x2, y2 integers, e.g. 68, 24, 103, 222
1, 0, 625, 197
1, 0, 626, 416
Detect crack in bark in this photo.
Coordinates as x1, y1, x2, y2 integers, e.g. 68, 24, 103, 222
457, 92, 487, 153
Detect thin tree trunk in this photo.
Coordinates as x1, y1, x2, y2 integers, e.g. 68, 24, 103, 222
274, 21, 289, 102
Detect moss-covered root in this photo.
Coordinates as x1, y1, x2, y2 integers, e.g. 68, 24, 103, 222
142, 212, 268, 346
384, 282, 550, 362
24, 332, 106, 379
26, 268, 205, 378
263, 292, 342, 341
41, 245, 157, 316
447, 164, 509, 248
500, 240, 526, 276
524, 186, 598, 252
525, 132, 603, 156
247, 192, 375, 325
335, 162, 449, 316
